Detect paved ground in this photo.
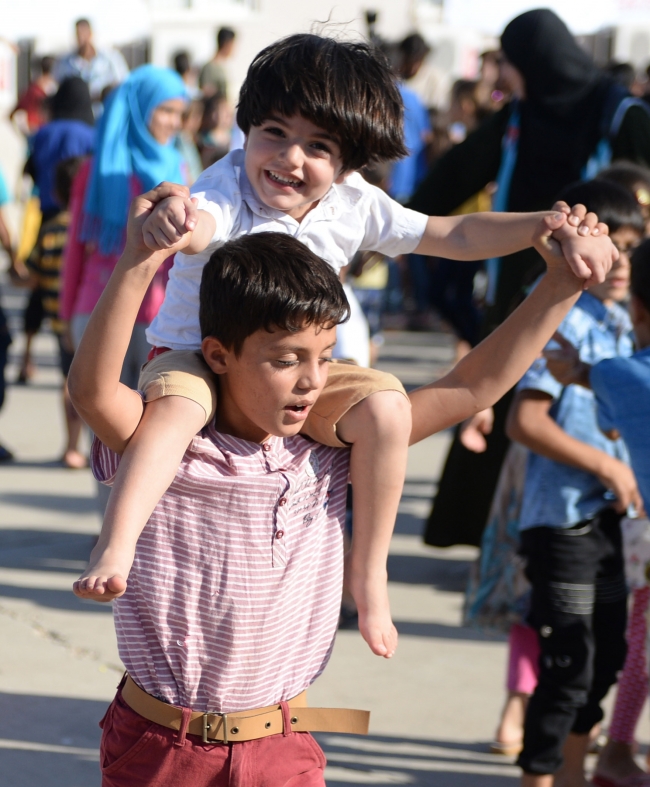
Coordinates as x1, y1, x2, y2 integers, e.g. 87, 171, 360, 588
0, 279, 647, 786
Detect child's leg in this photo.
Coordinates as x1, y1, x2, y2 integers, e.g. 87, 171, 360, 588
594, 585, 650, 783
338, 388, 411, 658
494, 624, 540, 750
306, 362, 411, 657
517, 523, 605, 781
74, 351, 214, 601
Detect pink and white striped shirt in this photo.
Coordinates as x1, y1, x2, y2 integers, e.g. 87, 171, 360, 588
92, 426, 350, 713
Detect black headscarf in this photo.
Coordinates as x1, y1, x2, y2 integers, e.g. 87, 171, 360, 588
50, 77, 94, 126
500, 9, 615, 211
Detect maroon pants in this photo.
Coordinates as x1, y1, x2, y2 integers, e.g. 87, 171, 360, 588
99, 687, 327, 786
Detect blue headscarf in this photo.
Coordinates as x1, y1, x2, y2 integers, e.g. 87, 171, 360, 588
82, 65, 188, 255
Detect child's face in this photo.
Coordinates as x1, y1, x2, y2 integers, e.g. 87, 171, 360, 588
244, 114, 348, 222
588, 226, 639, 305
202, 322, 337, 443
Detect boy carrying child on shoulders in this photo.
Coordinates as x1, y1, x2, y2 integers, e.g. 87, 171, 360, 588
73, 33, 616, 664
68, 171, 614, 785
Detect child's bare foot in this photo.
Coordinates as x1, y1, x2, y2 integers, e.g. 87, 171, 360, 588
73, 546, 133, 602
63, 449, 88, 469
348, 572, 397, 658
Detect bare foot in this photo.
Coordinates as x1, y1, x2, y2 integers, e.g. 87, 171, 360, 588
348, 572, 397, 658
63, 449, 88, 469
73, 545, 133, 602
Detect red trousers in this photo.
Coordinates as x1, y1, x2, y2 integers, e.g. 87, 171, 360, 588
99, 686, 327, 786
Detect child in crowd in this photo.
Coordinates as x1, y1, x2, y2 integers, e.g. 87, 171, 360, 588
506, 178, 645, 787
74, 34, 614, 662
70, 177, 612, 787
545, 237, 650, 787
26, 156, 86, 468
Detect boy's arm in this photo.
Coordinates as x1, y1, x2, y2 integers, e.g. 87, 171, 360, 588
506, 390, 641, 512
414, 203, 612, 285
68, 183, 192, 454
408, 213, 591, 444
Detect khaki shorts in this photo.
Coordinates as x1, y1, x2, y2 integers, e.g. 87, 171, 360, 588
138, 349, 408, 448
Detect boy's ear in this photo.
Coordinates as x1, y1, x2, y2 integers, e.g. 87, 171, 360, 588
202, 336, 231, 375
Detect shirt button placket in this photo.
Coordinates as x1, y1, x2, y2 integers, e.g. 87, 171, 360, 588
273, 484, 289, 566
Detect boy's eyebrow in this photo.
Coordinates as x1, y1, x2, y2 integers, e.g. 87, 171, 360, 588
273, 339, 338, 353
264, 115, 339, 144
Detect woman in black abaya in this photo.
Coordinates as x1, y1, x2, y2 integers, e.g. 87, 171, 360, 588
410, 8, 650, 548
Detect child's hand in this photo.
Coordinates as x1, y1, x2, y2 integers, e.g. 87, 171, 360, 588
124, 182, 196, 263
550, 202, 617, 286
542, 332, 592, 388
459, 407, 494, 453
597, 456, 645, 515
142, 195, 200, 251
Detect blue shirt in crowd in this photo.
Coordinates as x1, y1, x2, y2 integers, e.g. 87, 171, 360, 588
388, 84, 431, 204
591, 346, 650, 513
518, 291, 633, 531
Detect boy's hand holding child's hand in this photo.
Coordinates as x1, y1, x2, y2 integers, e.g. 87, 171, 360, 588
123, 182, 204, 271
141, 193, 200, 251
544, 201, 617, 286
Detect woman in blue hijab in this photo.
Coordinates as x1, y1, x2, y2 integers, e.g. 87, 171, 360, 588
62, 65, 188, 390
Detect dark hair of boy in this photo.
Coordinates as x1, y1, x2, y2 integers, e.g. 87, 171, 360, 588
598, 161, 650, 207
557, 179, 645, 235
173, 51, 191, 77
199, 233, 350, 353
217, 27, 235, 50
631, 238, 650, 313
54, 156, 83, 210
75, 18, 91, 29
236, 34, 408, 171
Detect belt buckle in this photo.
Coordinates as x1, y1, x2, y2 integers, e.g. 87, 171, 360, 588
202, 712, 228, 743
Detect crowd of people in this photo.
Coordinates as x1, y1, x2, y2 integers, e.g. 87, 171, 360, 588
2, 9, 650, 787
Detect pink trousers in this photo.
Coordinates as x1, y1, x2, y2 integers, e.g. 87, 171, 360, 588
99, 685, 327, 787
609, 585, 650, 744
507, 622, 540, 695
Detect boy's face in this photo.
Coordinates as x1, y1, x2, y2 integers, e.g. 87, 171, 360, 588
202, 322, 337, 443
244, 114, 349, 222
588, 226, 639, 305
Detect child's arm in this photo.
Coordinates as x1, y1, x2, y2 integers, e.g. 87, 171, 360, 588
506, 391, 641, 513
414, 203, 613, 286
407, 212, 611, 444
68, 183, 193, 453
141, 191, 216, 255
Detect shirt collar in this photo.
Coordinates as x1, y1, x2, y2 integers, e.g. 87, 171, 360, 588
577, 290, 632, 334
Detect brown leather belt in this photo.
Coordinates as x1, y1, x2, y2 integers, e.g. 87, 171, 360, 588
121, 674, 369, 743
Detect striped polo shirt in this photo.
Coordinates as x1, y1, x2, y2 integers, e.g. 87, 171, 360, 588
92, 426, 350, 713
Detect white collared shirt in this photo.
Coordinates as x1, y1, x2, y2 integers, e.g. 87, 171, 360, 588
146, 148, 428, 351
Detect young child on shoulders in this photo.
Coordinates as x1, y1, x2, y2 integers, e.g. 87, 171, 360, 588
73, 33, 615, 663
506, 178, 645, 787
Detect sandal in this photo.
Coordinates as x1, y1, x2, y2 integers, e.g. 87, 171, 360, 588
489, 740, 523, 756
